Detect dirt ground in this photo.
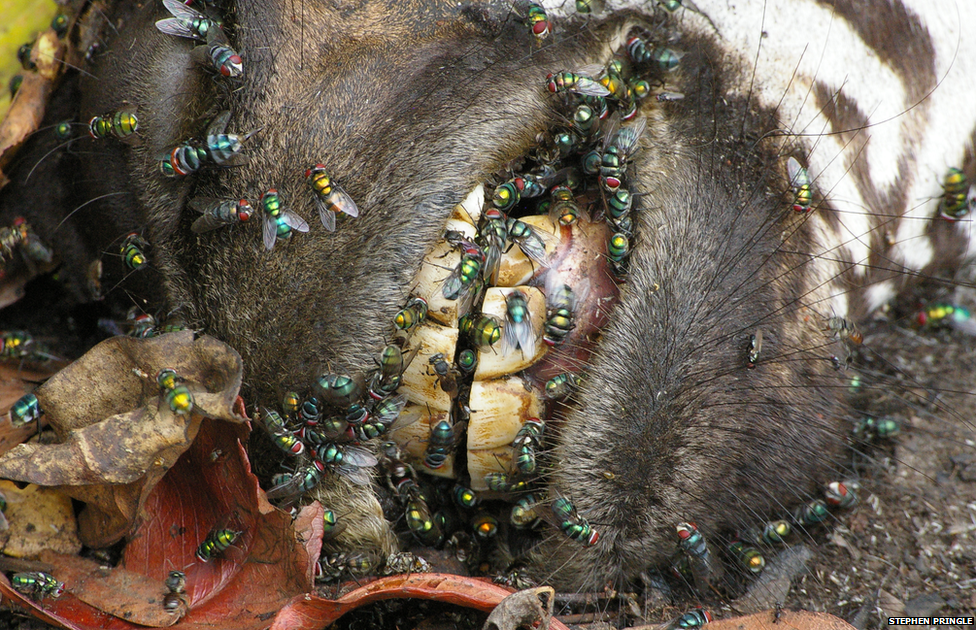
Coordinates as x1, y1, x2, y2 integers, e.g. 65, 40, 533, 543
0, 269, 973, 629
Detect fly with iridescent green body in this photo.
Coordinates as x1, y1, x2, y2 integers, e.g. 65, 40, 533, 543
608, 232, 630, 276
939, 167, 975, 220
441, 245, 485, 309
89, 106, 139, 143
155, 0, 245, 78
424, 419, 461, 470
545, 372, 582, 399
787, 157, 814, 212
479, 207, 509, 284
121, 233, 149, 270
512, 418, 545, 475
460, 313, 501, 347
11, 571, 65, 600
626, 36, 683, 72
156, 0, 223, 43
492, 178, 524, 212
548, 184, 580, 226
543, 275, 578, 347
599, 116, 646, 193
355, 394, 406, 441
152, 367, 194, 416
260, 408, 305, 456
259, 189, 310, 251
510, 492, 543, 528
53, 121, 73, 142
0, 330, 34, 359
501, 289, 536, 356
196, 525, 242, 562
550, 496, 599, 546
158, 111, 256, 178
9, 392, 41, 427
266, 460, 327, 502
513, 1, 550, 42
546, 72, 611, 98
394, 296, 428, 331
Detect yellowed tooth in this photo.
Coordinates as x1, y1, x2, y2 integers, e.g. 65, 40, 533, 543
398, 320, 457, 412
467, 377, 542, 491
474, 287, 547, 380
387, 403, 455, 478
494, 214, 560, 287
412, 219, 478, 326
450, 184, 484, 226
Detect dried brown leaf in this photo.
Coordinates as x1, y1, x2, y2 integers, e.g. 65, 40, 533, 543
0, 29, 66, 186
0, 480, 80, 557
0, 332, 244, 546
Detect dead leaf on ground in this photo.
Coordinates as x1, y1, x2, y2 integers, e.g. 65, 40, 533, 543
270, 574, 573, 630
0, 413, 321, 630
0, 332, 245, 547
0, 28, 67, 189
0, 480, 80, 557
38, 551, 182, 628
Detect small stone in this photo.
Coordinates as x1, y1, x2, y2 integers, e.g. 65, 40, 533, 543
904, 592, 945, 617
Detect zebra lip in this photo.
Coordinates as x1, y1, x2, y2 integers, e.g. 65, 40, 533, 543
521, 214, 620, 388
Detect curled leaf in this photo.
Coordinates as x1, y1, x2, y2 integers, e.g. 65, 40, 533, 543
269, 574, 575, 630
0, 332, 244, 546
0, 414, 319, 630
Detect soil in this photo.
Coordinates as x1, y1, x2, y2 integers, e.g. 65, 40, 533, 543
0, 270, 973, 630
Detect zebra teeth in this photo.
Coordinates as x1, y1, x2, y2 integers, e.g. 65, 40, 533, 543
474, 286, 547, 380
494, 214, 559, 287
412, 218, 479, 326
397, 320, 457, 413
387, 403, 456, 478
466, 376, 543, 491
451, 183, 485, 226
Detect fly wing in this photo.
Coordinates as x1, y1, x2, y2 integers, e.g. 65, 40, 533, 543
575, 78, 611, 98
620, 116, 647, 156
512, 222, 553, 268
336, 463, 372, 486
265, 472, 303, 501
192, 214, 224, 234
341, 445, 379, 468
155, 17, 200, 40
189, 198, 228, 233
188, 197, 222, 214
328, 186, 360, 218
787, 157, 805, 187
161, 0, 207, 22
502, 310, 537, 357
262, 215, 278, 251
373, 394, 407, 427
206, 110, 232, 138
282, 210, 310, 233
314, 196, 337, 232
441, 263, 466, 300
